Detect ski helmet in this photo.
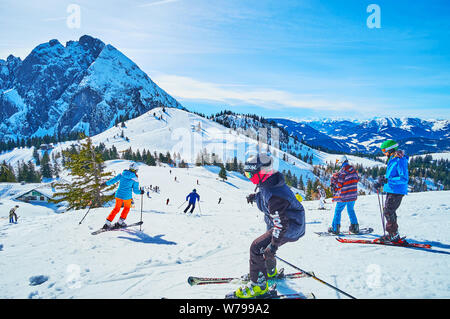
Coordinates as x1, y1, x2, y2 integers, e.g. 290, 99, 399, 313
336, 155, 348, 165
244, 154, 274, 184
129, 162, 138, 172
193, 189, 197, 192
380, 140, 399, 154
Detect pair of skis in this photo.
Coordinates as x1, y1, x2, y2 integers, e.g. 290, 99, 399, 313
336, 237, 432, 249
316, 227, 432, 250
91, 221, 143, 235
188, 271, 315, 299
315, 227, 373, 237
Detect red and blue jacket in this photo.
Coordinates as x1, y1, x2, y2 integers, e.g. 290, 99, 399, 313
331, 163, 359, 202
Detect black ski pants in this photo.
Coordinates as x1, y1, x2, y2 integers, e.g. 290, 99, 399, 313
249, 229, 295, 283
383, 193, 404, 235
184, 203, 196, 214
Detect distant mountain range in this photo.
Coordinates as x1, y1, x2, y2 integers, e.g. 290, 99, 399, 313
270, 117, 450, 155
0, 35, 183, 141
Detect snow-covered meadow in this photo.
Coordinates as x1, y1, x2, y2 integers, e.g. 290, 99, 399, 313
1, 161, 449, 299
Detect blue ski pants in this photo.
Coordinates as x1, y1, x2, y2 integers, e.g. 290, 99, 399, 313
332, 201, 358, 230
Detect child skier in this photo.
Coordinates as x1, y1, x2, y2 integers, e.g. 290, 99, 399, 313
183, 189, 200, 214
229, 154, 305, 299
102, 163, 144, 229
317, 186, 326, 210
328, 155, 360, 234
374, 140, 409, 244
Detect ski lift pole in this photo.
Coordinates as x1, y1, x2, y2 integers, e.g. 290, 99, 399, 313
275, 256, 357, 299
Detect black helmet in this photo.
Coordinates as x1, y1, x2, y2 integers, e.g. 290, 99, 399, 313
193, 189, 197, 192
244, 154, 272, 174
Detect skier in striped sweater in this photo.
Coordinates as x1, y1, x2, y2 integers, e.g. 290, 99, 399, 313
328, 155, 360, 235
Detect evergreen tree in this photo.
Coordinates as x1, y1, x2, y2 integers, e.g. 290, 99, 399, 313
40, 151, 53, 179
305, 179, 313, 200
53, 137, 115, 210
33, 147, 40, 166
219, 166, 227, 181
0, 162, 16, 182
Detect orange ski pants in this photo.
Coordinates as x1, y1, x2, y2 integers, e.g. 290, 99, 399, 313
107, 198, 132, 222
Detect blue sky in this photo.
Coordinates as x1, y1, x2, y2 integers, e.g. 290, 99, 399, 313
1, 0, 449, 120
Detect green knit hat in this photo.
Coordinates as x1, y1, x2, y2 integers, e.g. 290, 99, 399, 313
380, 140, 399, 153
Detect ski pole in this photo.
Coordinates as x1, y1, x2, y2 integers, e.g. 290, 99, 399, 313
140, 192, 144, 231
275, 256, 357, 299
178, 200, 187, 209
78, 202, 92, 225
376, 189, 386, 236
198, 201, 202, 214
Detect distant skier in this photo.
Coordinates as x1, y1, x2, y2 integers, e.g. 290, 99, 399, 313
328, 155, 360, 234
218, 197, 222, 204
101, 163, 144, 230
183, 189, 200, 214
166, 198, 170, 205
231, 154, 305, 299
317, 186, 326, 210
9, 205, 19, 223
374, 140, 409, 244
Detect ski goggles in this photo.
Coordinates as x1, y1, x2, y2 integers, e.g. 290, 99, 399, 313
244, 171, 254, 179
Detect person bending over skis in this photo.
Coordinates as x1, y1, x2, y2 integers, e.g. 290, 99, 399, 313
374, 140, 409, 244
102, 163, 144, 230
230, 154, 305, 299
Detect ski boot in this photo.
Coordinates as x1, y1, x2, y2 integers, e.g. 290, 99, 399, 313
349, 224, 359, 234
267, 267, 284, 280
102, 220, 113, 230
328, 225, 340, 235
114, 218, 127, 229
229, 272, 270, 299
376, 232, 408, 245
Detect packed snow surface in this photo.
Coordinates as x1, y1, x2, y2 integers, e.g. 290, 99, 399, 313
0, 161, 449, 299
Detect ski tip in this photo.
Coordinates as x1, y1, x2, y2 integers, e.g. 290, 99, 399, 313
187, 277, 195, 286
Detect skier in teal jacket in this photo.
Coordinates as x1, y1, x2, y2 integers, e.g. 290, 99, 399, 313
374, 140, 409, 244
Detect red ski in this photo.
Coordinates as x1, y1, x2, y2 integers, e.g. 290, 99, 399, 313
336, 237, 432, 249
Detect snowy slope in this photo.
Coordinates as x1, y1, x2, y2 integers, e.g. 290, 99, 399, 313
0, 107, 384, 189
0, 161, 449, 299
1, 107, 318, 183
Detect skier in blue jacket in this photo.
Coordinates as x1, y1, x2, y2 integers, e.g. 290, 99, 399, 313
183, 189, 200, 214
102, 163, 144, 229
374, 140, 409, 243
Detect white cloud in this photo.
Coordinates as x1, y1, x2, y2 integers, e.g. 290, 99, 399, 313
137, 0, 181, 7
152, 73, 363, 112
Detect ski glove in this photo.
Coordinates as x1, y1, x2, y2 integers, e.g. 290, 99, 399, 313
378, 176, 388, 184
246, 193, 256, 204
374, 176, 388, 189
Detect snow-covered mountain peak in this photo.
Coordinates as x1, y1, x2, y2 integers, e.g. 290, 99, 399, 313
0, 35, 183, 141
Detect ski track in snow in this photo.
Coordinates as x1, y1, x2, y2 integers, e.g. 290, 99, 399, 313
0, 163, 449, 299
